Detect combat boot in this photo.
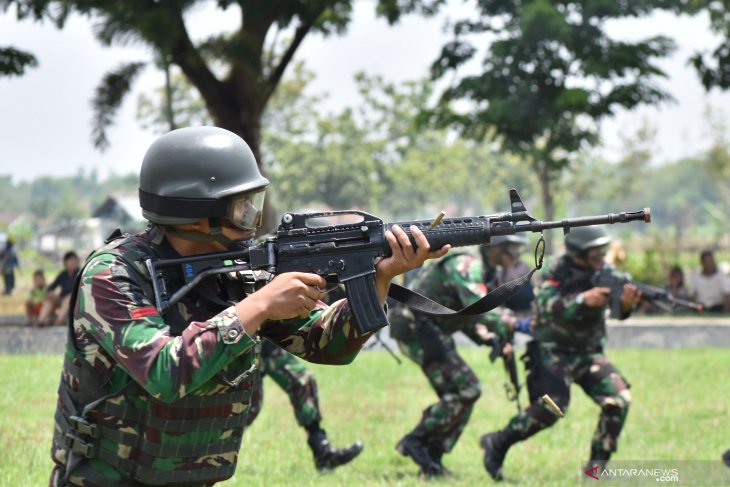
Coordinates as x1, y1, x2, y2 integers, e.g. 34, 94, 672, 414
583, 447, 610, 477
480, 430, 519, 481
723, 448, 730, 468
396, 427, 444, 477
307, 429, 363, 472
427, 443, 453, 477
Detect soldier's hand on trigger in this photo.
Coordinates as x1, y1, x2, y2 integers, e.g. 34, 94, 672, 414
580, 287, 612, 307
620, 282, 642, 312
240, 272, 327, 323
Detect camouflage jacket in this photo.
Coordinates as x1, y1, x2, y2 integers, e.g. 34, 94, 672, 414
532, 255, 631, 351
50, 227, 370, 487
390, 251, 512, 345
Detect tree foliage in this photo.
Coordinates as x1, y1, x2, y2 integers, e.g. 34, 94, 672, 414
136, 62, 533, 219
0, 0, 65, 77
0, 47, 38, 76
427, 0, 677, 248
7, 0, 445, 228
680, 0, 730, 90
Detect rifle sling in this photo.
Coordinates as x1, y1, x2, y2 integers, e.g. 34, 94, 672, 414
388, 267, 537, 317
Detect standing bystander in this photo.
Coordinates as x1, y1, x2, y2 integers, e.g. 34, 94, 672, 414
0, 239, 19, 295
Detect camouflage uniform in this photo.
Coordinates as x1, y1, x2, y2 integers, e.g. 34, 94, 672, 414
247, 340, 321, 429
390, 251, 512, 472
49, 227, 371, 487
245, 338, 363, 471
482, 254, 632, 477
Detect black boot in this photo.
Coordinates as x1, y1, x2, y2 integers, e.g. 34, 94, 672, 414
427, 443, 452, 476
396, 427, 444, 477
723, 448, 730, 468
480, 430, 518, 481
583, 447, 611, 475
307, 429, 363, 472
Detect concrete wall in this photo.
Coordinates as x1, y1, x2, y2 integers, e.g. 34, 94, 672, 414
1, 316, 728, 354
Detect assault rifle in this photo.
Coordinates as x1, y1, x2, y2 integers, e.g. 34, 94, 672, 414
592, 269, 703, 318
146, 188, 650, 334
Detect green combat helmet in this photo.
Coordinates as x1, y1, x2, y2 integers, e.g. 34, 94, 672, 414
490, 235, 529, 251
138, 126, 269, 228
565, 226, 612, 256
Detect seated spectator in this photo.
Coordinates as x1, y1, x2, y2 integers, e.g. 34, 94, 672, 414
38, 251, 80, 326
25, 269, 46, 326
666, 265, 691, 301
689, 250, 730, 313
638, 265, 692, 314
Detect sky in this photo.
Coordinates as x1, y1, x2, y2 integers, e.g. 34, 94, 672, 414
1, 2, 729, 183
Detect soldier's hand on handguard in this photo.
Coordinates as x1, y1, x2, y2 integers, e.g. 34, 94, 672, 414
374, 224, 450, 303
580, 287, 611, 307
235, 272, 327, 334
620, 283, 642, 313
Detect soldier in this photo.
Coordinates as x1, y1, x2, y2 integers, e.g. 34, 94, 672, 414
480, 226, 641, 481
246, 339, 363, 471
481, 235, 534, 315
49, 126, 447, 487
389, 244, 517, 477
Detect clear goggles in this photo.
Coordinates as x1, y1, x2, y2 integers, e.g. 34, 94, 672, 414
585, 245, 608, 263
227, 189, 266, 230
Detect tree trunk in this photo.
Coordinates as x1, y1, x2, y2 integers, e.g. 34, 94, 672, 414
231, 110, 282, 233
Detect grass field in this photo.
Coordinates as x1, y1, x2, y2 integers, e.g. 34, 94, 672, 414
0, 348, 727, 486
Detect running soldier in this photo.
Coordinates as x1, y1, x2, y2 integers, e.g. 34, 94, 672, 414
480, 226, 641, 481
246, 339, 363, 471
389, 245, 516, 477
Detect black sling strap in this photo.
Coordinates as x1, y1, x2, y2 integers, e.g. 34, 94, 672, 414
387, 236, 545, 317
388, 267, 537, 316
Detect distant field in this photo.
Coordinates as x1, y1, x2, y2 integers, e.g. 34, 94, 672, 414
0, 349, 727, 486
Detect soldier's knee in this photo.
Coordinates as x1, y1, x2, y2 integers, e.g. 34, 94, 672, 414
602, 390, 631, 417
456, 378, 481, 406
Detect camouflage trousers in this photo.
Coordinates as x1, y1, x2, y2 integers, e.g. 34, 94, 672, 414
246, 340, 322, 428
505, 342, 631, 457
396, 329, 482, 454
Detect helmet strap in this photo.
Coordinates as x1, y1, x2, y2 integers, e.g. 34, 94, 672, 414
163, 218, 238, 249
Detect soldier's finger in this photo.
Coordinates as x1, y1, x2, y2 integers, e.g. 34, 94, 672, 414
296, 272, 327, 289
408, 225, 430, 258
392, 224, 416, 258
384, 229, 402, 260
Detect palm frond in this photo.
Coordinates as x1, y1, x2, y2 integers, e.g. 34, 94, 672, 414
90, 61, 147, 151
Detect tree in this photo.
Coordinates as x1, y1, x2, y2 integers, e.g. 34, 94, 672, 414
10, 0, 444, 228
138, 63, 536, 219
427, 1, 676, 251
682, 0, 730, 90
0, 0, 63, 76
0, 46, 37, 76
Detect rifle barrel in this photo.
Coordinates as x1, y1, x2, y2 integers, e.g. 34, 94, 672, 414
392, 208, 651, 252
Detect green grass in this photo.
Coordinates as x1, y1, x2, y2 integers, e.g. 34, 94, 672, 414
0, 349, 728, 486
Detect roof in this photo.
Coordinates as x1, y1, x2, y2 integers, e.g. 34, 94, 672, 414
93, 193, 144, 222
